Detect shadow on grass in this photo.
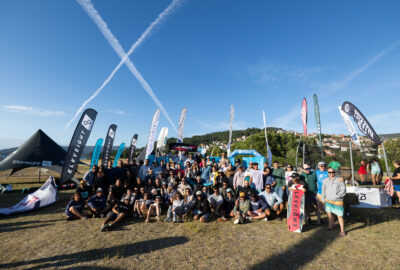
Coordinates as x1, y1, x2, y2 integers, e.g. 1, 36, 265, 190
0, 236, 189, 269
251, 207, 400, 269
0, 219, 59, 233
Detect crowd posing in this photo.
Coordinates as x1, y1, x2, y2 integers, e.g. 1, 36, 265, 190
65, 152, 361, 236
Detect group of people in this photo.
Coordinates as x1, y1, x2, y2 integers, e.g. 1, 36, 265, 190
65, 152, 353, 236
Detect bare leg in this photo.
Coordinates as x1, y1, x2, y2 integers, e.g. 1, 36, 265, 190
337, 215, 345, 234
69, 207, 85, 219
326, 211, 334, 229
111, 213, 127, 226
146, 205, 154, 222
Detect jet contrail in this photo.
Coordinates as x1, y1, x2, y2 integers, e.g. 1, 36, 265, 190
65, 0, 184, 131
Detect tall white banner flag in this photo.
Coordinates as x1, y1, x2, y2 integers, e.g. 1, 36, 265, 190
263, 110, 273, 166
156, 127, 169, 153
146, 109, 161, 158
177, 107, 187, 143
338, 106, 361, 146
227, 104, 235, 156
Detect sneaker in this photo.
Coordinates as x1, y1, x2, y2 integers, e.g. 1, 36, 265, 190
100, 224, 108, 232
173, 219, 177, 223
233, 219, 240, 224
246, 216, 252, 221
263, 217, 269, 221
164, 218, 171, 222
100, 213, 105, 218
82, 216, 88, 220
156, 216, 160, 222
66, 216, 74, 221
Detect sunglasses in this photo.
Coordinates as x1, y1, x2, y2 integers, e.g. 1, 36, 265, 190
304, 168, 310, 170
328, 171, 335, 174
265, 187, 271, 189
319, 165, 326, 167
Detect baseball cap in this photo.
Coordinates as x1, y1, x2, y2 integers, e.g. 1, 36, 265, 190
318, 161, 326, 166
239, 192, 246, 197
253, 162, 258, 166
195, 191, 203, 196
237, 165, 243, 168
290, 172, 300, 178
96, 188, 103, 193
303, 164, 311, 169
226, 188, 232, 193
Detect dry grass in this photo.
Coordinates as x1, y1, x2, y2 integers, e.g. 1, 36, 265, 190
0, 176, 400, 269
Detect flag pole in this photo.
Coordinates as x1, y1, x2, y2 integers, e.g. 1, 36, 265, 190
349, 141, 355, 188
381, 137, 391, 178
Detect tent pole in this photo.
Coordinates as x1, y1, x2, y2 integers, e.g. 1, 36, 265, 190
349, 141, 355, 188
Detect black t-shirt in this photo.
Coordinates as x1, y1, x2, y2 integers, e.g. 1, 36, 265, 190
392, 167, 400, 185
110, 185, 125, 201
116, 203, 132, 213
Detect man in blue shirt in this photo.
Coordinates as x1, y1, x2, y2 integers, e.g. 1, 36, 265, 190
315, 161, 329, 213
259, 184, 284, 220
87, 188, 107, 218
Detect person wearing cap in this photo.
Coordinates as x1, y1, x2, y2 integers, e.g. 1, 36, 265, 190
145, 195, 163, 223
250, 162, 264, 193
259, 184, 284, 220
272, 161, 286, 200
247, 192, 268, 221
193, 191, 211, 223
300, 164, 321, 225
76, 179, 91, 201
233, 192, 250, 224
233, 165, 245, 191
316, 161, 329, 212
322, 168, 346, 236
87, 188, 107, 218
101, 195, 132, 231
208, 187, 224, 219
220, 188, 236, 221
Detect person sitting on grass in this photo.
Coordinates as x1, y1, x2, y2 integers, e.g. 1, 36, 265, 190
134, 192, 154, 219
193, 191, 211, 223
76, 179, 91, 200
208, 186, 224, 219
233, 192, 250, 225
65, 192, 87, 220
171, 193, 185, 223
259, 184, 284, 220
145, 196, 163, 223
87, 188, 107, 218
247, 192, 268, 221
219, 188, 236, 221
101, 196, 132, 231
183, 188, 196, 217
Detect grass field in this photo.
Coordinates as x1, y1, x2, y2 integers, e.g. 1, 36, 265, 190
1, 172, 400, 269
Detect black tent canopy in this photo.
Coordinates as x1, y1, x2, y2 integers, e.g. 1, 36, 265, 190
0, 129, 66, 175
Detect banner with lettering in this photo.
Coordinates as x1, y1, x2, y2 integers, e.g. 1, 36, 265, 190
90, 138, 103, 169
101, 124, 117, 167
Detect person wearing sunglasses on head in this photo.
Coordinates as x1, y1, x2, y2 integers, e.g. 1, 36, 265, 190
322, 169, 346, 236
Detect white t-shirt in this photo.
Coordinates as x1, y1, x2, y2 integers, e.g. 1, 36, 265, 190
285, 171, 295, 186
250, 169, 264, 190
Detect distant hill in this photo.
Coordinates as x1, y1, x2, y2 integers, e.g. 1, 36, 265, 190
379, 133, 400, 139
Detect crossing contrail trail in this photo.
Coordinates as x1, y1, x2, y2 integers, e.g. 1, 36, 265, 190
65, 0, 184, 131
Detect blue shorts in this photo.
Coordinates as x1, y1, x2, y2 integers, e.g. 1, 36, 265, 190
394, 185, 400, 192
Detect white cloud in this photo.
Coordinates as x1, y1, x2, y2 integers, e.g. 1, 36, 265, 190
106, 109, 128, 116
246, 62, 326, 85
2, 105, 65, 116
271, 107, 301, 131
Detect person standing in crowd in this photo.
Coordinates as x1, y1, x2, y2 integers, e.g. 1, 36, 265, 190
210, 166, 219, 186
250, 162, 264, 193
108, 178, 125, 209
76, 180, 91, 200
225, 164, 235, 187
129, 159, 139, 180
233, 192, 250, 224
358, 160, 367, 183
285, 164, 295, 197
390, 161, 400, 203
193, 191, 211, 223
115, 160, 127, 182
368, 158, 381, 185
301, 164, 321, 225
105, 160, 116, 187
233, 165, 245, 191
272, 161, 286, 200
264, 166, 276, 187
322, 168, 346, 236
94, 166, 107, 192
328, 157, 342, 176
152, 161, 162, 176
139, 159, 151, 181
219, 152, 230, 167
201, 163, 212, 183
315, 161, 329, 213
178, 178, 192, 196
101, 196, 132, 231
87, 188, 107, 218
65, 192, 86, 220
83, 165, 98, 190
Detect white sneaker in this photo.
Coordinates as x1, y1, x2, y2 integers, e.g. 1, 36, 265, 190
263, 217, 268, 221
246, 216, 252, 221
234, 219, 240, 224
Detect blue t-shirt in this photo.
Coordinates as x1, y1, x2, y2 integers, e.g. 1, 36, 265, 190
316, 170, 329, 195
65, 199, 84, 216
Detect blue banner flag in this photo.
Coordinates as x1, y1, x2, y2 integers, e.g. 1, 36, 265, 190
113, 143, 126, 167
90, 138, 103, 169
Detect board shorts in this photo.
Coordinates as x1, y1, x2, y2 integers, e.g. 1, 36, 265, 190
193, 209, 209, 220
106, 211, 118, 221
325, 201, 344, 217
250, 211, 264, 216
394, 185, 400, 192
371, 168, 381, 175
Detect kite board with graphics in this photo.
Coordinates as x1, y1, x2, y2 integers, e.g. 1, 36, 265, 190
287, 184, 305, 233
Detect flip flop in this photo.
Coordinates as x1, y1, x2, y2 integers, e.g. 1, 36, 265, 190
340, 231, 346, 236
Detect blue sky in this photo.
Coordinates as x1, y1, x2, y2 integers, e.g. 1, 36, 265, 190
1, 0, 400, 149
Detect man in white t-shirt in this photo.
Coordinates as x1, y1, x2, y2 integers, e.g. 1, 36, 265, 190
250, 162, 264, 192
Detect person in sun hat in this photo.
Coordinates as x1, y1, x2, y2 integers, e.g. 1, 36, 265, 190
232, 192, 250, 224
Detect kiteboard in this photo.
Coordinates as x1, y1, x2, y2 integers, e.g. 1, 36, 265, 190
287, 184, 305, 233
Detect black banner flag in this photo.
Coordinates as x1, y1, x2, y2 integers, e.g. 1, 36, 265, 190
127, 134, 138, 164
60, 108, 97, 184
341, 101, 381, 145
101, 124, 117, 166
